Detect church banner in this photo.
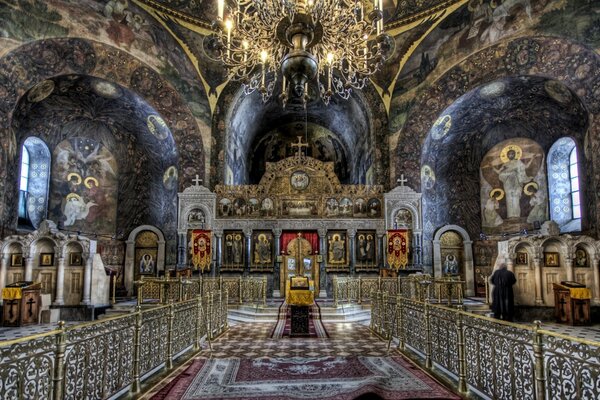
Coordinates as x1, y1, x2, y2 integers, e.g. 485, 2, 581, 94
387, 230, 409, 271
191, 230, 211, 272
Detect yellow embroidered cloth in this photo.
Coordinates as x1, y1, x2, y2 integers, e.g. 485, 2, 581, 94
555, 284, 592, 300
286, 281, 314, 306
2, 287, 22, 300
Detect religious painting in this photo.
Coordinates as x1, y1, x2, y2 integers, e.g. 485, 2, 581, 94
354, 198, 367, 217
575, 249, 588, 268
327, 231, 347, 265
10, 254, 23, 267
443, 254, 459, 275
516, 252, 528, 266
287, 258, 296, 272
219, 198, 233, 217
356, 230, 377, 267
233, 198, 246, 217
544, 252, 559, 267
40, 253, 54, 266
247, 198, 260, 217
261, 198, 275, 217
223, 231, 245, 267
339, 198, 353, 216
480, 138, 547, 234
303, 258, 312, 274
281, 199, 318, 217
394, 209, 413, 229
252, 231, 273, 269
49, 137, 118, 234
387, 230, 409, 271
290, 170, 310, 190
187, 208, 205, 224
136, 250, 157, 275
325, 198, 339, 217
367, 198, 381, 217
69, 252, 83, 266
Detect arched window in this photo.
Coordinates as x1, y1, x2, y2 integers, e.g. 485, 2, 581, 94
18, 137, 51, 229
548, 137, 581, 232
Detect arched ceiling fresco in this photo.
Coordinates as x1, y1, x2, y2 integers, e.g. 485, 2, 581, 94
223, 86, 375, 185
420, 75, 589, 239
8, 74, 179, 239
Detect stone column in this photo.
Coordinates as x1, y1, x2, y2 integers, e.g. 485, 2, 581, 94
533, 257, 544, 305
177, 232, 187, 268
348, 229, 356, 276
318, 228, 327, 298
413, 232, 423, 267
244, 229, 252, 276
463, 240, 475, 297
24, 254, 34, 282
377, 231, 385, 269
54, 256, 66, 306
0, 254, 10, 305
81, 253, 92, 305
592, 256, 600, 305
564, 257, 574, 282
272, 229, 282, 297
157, 240, 166, 276
432, 239, 442, 277
124, 239, 135, 296
214, 230, 223, 276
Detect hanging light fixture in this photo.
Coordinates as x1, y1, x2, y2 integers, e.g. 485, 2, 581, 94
213, 0, 390, 106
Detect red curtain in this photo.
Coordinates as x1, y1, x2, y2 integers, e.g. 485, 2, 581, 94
280, 231, 320, 255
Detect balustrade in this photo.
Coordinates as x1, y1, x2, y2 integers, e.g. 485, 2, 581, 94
370, 291, 600, 399
0, 291, 228, 399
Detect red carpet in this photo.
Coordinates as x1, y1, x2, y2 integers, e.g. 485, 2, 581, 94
270, 302, 329, 338
150, 355, 460, 400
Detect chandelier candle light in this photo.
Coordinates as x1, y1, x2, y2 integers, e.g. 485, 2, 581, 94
213, 0, 390, 106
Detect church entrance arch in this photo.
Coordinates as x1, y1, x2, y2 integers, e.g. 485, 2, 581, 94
433, 225, 474, 296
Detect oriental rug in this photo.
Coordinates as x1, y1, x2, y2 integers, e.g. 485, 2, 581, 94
270, 302, 328, 339
149, 355, 460, 400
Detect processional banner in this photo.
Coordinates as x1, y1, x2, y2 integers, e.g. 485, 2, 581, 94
387, 230, 409, 271
191, 230, 211, 272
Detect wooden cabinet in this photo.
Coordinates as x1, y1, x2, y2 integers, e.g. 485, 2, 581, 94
553, 282, 591, 326
2, 282, 42, 327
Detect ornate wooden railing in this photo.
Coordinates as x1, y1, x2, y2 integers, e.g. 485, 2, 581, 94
332, 275, 464, 306
370, 291, 600, 399
136, 276, 267, 305
0, 291, 228, 399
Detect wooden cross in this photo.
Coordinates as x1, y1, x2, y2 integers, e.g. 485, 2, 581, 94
291, 136, 309, 158
193, 174, 203, 186
26, 297, 36, 317
6, 299, 18, 319
397, 174, 408, 187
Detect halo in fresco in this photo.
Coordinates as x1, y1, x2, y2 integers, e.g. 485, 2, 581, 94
431, 115, 452, 140
421, 165, 436, 189
163, 166, 178, 189
479, 81, 506, 98
27, 80, 55, 103
147, 114, 170, 140
544, 80, 572, 104
500, 144, 523, 162
92, 79, 122, 98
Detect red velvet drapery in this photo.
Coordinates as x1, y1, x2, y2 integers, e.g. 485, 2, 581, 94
280, 231, 320, 255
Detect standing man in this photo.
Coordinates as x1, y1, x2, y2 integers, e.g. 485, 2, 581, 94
490, 264, 517, 321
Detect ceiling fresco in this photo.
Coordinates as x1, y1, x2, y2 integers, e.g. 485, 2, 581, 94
420, 75, 589, 239
8, 74, 179, 240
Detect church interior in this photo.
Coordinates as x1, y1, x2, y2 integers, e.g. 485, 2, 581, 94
1, 0, 600, 399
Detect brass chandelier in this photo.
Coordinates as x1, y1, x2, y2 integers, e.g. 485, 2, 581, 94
213, 0, 390, 106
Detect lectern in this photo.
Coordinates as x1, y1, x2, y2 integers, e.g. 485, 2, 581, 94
553, 281, 591, 326
2, 281, 42, 327
286, 276, 314, 336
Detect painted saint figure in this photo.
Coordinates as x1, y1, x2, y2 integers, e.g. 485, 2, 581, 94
443, 254, 459, 275
493, 146, 536, 219
139, 254, 154, 274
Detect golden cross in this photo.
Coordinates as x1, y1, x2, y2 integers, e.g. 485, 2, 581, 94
291, 136, 309, 158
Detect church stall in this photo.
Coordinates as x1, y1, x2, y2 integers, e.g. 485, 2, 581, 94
0, 220, 110, 321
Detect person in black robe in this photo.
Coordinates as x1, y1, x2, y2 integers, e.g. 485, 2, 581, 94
490, 264, 517, 321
